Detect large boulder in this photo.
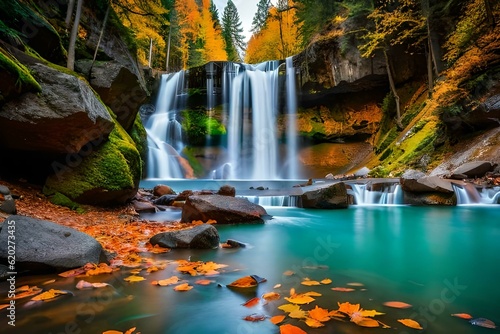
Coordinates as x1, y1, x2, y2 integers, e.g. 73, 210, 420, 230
401, 175, 454, 193
150, 224, 219, 249
451, 161, 496, 179
75, 60, 148, 130
0, 215, 106, 273
182, 195, 267, 224
298, 182, 348, 209
0, 63, 114, 154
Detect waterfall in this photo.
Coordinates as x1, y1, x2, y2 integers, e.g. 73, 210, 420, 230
349, 183, 404, 205
145, 72, 187, 179
453, 184, 500, 205
286, 57, 299, 179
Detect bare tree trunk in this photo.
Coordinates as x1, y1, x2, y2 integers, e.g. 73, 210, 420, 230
426, 42, 433, 98
67, 0, 83, 71
384, 50, 402, 129
166, 24, 172, 72
65, 0, 76, 29
148, 38, 153, 68
89, 1, 110, 78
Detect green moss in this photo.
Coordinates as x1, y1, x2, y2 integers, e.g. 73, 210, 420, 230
181, 146, 206, 178
182, 109, 226, 146
44, 120, 141, 201
129, 114, 148, 171
0, 47, 42, 95
376, 128, 398, 154
401, 102, 425, 128
49, 192, 85, 213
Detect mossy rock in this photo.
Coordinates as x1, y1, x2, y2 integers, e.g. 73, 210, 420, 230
128, 113, 148, 174
44, 120, 142, 206
0, 47, 41, 102
49, 192, 85, 213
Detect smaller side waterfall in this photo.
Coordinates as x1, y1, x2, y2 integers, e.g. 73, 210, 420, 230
349, 183, 403, 205
145, 72, 187, 179
453, 183, 500, 205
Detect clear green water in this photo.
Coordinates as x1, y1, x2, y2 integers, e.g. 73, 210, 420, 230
2, 206, 500, 333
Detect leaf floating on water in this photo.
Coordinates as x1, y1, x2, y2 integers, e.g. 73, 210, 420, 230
76, 280, 109, 289
331, 287, 355, 292
398, 319, 423, 330
383, 301, 412, 309
278, 304, 301, 313
347, 282, 364, 287
274, 283, 282, 289
173, 283, 193, 291
285, 294, 316, 305
42, 279, 56, 285
320, 278, 332, 284
279, 323, 307, 334
470, 318, 497, 329
301, 278, 321, 286
124, 275, 146, 283
227, 276, 258, 288
242, 297, 260, 307
283, 270, 295, 276
262, 292, 281, 301
155, 276, 180, 286
360, 309, 385, 317
195, 279, 214, 286
338, 301, 361, 315
305, 317, 325, 328
353, 316, 379, 327
243, 314, 266, 322
308, 305, 331, 322
87, 263, 114, 276
270, 315, 286, 325
303, 291, 322, 297
289, 309, 307, 319
31, 289, 69, 301
451, 313, 473, 320
13, 286, 42, 299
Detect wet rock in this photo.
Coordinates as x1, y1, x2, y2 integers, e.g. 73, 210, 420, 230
153, 195, 178, 206
0, 186, 16, 215
0, 215, 106, 273
298, 182, 348, 209
403, 192, 457, 206
153, 184, 176, 197
150, 224, 219, 249
132, 200, 156, 213
226, 239, 246, 248
451, 161, 496, 179
182, 195, 267, 224
401, 175, 454, 193
217, 185, 236, 197
325, 173, 334, 179
0, 63, 114, 154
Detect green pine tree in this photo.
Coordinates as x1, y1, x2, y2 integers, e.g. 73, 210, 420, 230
222, 0, 246, 61
251, 0, 271, 33
209, 0, 221, 29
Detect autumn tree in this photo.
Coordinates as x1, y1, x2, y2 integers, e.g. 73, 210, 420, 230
222, 0, 246, 61
209, 0, 221, 29
251, 0, 271, 33
200, 0, 228, 62
174, 0, 202, 68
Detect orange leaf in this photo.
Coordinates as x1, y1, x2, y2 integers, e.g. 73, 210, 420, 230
303, 291, 322, 297
13, 286, 42, 299
320, 278, 332, 284
284, 294, 315, 305
398, 319, 423, 329
124, 328, 137, 334
42, 279, 56, 285
278, 304, 301, 313
262, 292, 281, 301
279, 324, 307, 334
0, 304, 9, 310
156, 276, 180, 286
451, 313, 473, 320
270, 315, 286, 325
338, 302, 360, 315
242, 297, 260, 307
31, 289, 69, 301
308, 305, 330, 322
124, 275, 145, 283
289, 309, 307, 319
305, 317, 325, 328
195, 279, 214, 285
383, 301, 412, 309
173, 283, 193, 291
102, 331, 123, 334
331, 287, 355, 292
353, 316, 379, 327
301, 278, 321, 286
227, 276, 258, 288
58, 267, 86, 277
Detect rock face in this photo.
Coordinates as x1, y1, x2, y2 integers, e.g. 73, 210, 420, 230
75, 60, 148, 130
451, 161, 496, 179
0, 63, 114, 154
182, 195, 267, 224
150, 224, 219, 249
298, 182, 348, 209
0, 215, 106, 272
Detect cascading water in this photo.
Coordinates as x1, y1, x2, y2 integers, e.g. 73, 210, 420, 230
453, 183, 500, 205
349, 182, 404, 205
145, 72, 187, 178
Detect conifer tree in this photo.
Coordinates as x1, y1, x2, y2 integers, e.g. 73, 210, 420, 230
222, 0, 246, 61
209, 0, 221, 29
251, 0, 271, 33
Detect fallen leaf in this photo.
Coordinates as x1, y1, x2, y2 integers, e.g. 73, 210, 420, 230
305, 317, 325, 328
451, 313, 473, 320
327, 310, 346, 318
173, 283, 193, 291
398, 318, 423, 329
360, 309, 385, 317
303, 291, 322, 297
156, 276, 180, 286
31, 289, 69, 301
262, 292, 281, 301
242, 297, 260, 307
42, 279, 56, 285
320, 278, 332, 284
227, 276, 258, 288
331, 287, 355, 292
0, 304, 9, 310
285, 294, 315, 305
278, 304, 301, 313
301, 278, 321, 286
308, 305, 330, 322
274, 283, 282, 289
383, 301, 412, 309
87, 263, 114, 276
347, 282, 364, 287
76, 280, 109, 289
353, 316, 379, 327
124, 275, 146, 283
13, 286, 42, 299
283, 270, 295, 276
338, 302, 361, 315
58, 267, 87, 278
289, 309, 307, 319
124, 328, 137, 334
279, 323, 307, 334
270, 315, 286, 324
195, 279, 213, 285
243, 314, 266, 321
102, 331, 123, 334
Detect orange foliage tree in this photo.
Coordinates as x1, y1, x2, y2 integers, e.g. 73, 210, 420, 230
245, 2, 301, 63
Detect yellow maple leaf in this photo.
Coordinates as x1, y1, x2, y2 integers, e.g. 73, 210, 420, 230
262, 292, 281, 301
173, 283, 193, 291
398, 319, 423, 329
303, 291, 322, 297
227, 276, 258, 288
360, 309, 385, 317
308, 305, 330, 322
157, 276, 180, 286
338, 301, 360, 315
278, 304, 301, 313
285, 294, 315, 305
31, 289, 68, 301
124, 275, 145, 283
289, 309, 307, 319
320, 278, 332, 284
352, 316, 379, 327
301, 278, 321, 286
305, 317, 325, 328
